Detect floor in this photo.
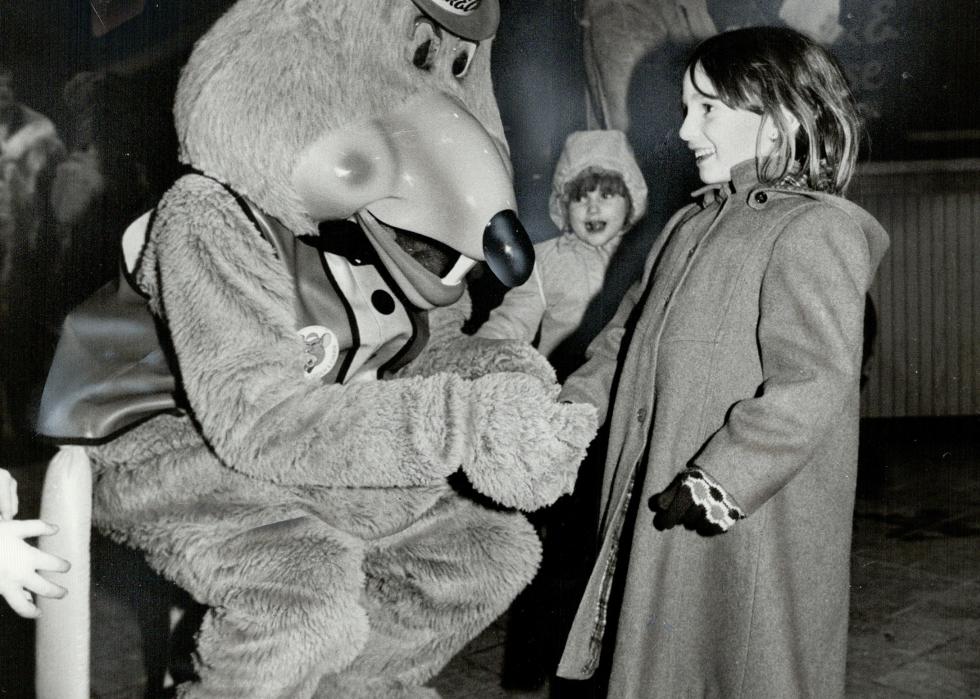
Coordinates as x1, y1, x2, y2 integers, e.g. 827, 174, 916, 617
0, 416, 977, 698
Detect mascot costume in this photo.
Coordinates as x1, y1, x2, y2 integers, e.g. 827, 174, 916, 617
37, 0, 597, 696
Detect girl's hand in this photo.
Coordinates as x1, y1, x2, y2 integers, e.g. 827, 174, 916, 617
0, 520, 70, 618
0, 469, 18, 520
649, 469, 744, 536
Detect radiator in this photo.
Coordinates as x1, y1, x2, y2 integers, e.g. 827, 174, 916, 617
850, 159, 980, 417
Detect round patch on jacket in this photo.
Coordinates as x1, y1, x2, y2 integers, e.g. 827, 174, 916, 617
298, 325, 339, 380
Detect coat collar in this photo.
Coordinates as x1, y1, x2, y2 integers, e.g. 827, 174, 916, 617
686, 162, 889, 267
690, 158, 760, 206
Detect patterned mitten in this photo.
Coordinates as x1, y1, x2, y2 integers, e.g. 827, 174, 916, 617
649, 468, 744, 536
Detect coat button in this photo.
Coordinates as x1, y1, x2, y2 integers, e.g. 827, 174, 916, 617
754, 191, 768, 204
636, 407, 647, 424
371, 290, 396, 315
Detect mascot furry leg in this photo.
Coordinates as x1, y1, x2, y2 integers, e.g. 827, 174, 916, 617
317, 497, 540, 698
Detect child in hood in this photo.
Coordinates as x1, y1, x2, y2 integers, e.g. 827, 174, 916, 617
477, 130, 647, 378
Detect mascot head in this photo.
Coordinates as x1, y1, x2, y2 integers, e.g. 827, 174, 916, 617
175, 0, 532, 308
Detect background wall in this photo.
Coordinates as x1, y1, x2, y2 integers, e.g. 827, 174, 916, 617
854, 161, 980, 418
494, 0, 587, 242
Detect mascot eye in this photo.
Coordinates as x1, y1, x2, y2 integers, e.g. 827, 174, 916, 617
451, 41, 477, 79
409, 17, 441, 71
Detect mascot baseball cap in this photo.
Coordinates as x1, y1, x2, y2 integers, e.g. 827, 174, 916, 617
411, 0, 499, 40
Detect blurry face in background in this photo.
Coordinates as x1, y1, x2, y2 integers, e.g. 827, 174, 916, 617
0, 74, 14, 110
567, 188, 630, 247
679, 63, 769, 185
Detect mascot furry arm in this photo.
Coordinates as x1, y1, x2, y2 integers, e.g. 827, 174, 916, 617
141, 174, 590, 510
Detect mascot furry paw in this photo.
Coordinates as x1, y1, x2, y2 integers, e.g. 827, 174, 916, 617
55, 1, 597, 696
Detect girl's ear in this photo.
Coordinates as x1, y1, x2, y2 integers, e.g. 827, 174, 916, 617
760, 115, 780, 145
778, 106, 800, 139
761, 108, 800, 144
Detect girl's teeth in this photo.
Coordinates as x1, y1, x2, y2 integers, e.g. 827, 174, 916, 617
695, 148, 715, 162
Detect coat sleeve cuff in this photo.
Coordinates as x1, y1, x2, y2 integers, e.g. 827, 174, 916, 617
686, 468, 746, 530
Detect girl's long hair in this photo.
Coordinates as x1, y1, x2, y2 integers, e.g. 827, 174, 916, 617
686, 26, 861, 194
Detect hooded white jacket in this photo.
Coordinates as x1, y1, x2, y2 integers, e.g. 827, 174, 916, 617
477, 129, 647, 359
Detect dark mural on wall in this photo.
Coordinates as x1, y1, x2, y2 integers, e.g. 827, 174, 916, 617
834, 0, 979, 162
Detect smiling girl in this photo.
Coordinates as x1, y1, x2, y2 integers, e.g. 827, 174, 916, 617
556, 27, 889, 697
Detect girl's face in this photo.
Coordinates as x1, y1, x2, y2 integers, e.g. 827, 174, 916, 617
679, 64, 772, 185
567, 188, 630, 247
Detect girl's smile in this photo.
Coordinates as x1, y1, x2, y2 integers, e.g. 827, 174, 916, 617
693, 147, 716, 163
679, 64, 774, 185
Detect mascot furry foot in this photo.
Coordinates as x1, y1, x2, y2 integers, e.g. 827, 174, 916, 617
44, 0, 599, 697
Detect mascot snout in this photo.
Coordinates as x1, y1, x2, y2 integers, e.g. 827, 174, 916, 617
292, 90, 534, 292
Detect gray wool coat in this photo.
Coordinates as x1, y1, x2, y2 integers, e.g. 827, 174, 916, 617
556, 161, 889, 698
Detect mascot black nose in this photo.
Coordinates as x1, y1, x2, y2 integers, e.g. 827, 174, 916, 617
483, 210, 534, 288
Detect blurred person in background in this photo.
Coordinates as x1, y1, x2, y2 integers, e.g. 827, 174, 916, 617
0, 64, 64, 454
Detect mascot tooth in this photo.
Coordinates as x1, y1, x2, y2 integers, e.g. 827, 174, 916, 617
39, 0, 597, 697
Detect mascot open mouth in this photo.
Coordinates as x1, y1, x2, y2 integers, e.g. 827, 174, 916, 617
391, 226, 457, 279
357, 210, 477, 309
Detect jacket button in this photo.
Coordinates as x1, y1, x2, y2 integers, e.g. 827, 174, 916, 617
636, 407, 647, 424
371, 290, 396, 315
754, 191, 768, 204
